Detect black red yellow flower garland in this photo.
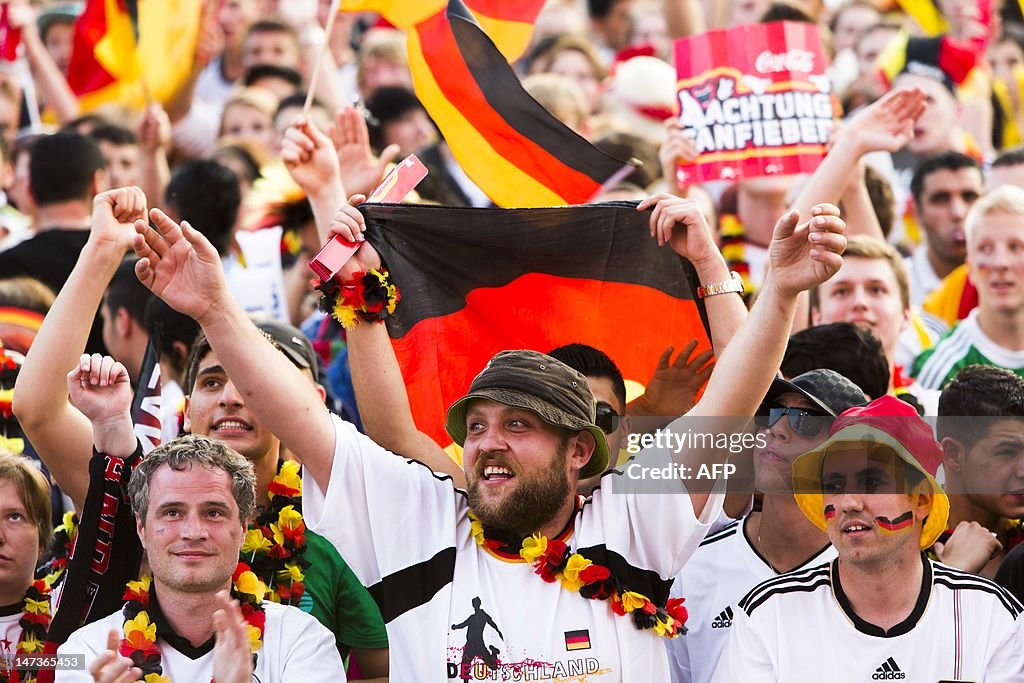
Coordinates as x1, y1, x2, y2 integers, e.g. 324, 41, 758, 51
241, 460, 309, 605
469, 514, 688, 638
316, 269, 400, 330
1, 576, 55, 683
119, 567, 267, 683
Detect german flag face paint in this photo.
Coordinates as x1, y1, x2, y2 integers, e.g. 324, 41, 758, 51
875, 511, 914, 535
824, 504, 837, 521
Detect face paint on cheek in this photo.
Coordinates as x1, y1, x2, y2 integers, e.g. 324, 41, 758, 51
824, 504, 837, 521
875, 511, 914, 535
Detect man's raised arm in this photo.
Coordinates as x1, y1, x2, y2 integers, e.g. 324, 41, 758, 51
678, 204, 846, 514
131, 209, 337, 491
13, 188, 147, 507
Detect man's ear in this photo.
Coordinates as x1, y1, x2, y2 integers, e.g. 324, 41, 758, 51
941, 436, 966, 475
569, 430, 597, 473
911, 489, 933, 524
182, 395, 192, 433
315, 383, 327, 403
135, 514, 146, 551
91, 167, 109, 195
116, 307, 134, 338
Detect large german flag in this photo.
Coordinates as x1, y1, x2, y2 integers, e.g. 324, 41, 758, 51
365, 202, 712, 449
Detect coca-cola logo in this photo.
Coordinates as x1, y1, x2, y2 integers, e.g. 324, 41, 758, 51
754, 49, 815, 74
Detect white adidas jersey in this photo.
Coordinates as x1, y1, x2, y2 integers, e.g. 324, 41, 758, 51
712, 557, 1024, 682
55, 601, 345, 682
667, 517, 836, 683
302, 414, 724, 682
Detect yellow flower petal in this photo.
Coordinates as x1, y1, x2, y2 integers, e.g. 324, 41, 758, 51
235, 571, 268, 602
241, 528, 272, 555
519, 534, 548, 563
124, 612, 157, 644
24, 597, 49, 614
620, 591, 649, 613
245, 624, 263, 653
332, 304, 359, 330
144, 673, 171, 683
559, 554, 592, 592
470, 518, 485, 546
278, 505, 303, 530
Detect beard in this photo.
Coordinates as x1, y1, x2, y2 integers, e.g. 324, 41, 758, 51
468, 435, 572, 538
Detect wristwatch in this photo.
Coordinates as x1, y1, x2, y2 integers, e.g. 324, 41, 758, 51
697, 271, 745, 299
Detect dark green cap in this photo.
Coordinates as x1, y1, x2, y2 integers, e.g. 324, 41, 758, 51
445, 350, 610, 478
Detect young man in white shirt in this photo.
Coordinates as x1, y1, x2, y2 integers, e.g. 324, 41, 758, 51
668, 369, 867, 683
56, 435, 344, 683
128, 192, 847, 680
713, 395, 1024, 682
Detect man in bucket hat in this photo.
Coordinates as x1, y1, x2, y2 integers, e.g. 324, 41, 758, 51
713, 395, 1024, 682
128, 193, 847, 681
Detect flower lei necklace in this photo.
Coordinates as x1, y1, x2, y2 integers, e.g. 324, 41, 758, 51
120, 566, 267, 683
0, 576, 56, 683
316, 268, 400, 330
241, 460, 309, 605
468, 513, 688, 638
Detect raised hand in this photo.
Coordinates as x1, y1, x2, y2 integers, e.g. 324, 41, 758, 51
933, 520, 1002, 574
89, 187, 148, 253
767, 204, 846, 299
212, 591, 255, 683
633, 341, 715, 417
67, 354, 132, 424
658, 119, 698, 192
840, 87, 927, 156
329, 105, 401, 197
88, 629, 141, 683
329, 195, 383, 278
637, 193, 720, 269
132, 208, 228, 323
137, 104, 171, 154
281, 115, 342, 196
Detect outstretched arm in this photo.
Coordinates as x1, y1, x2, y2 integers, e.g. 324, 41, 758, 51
682, 205, 846, 516
13, 188, 147, 508
132, 209, 337, 491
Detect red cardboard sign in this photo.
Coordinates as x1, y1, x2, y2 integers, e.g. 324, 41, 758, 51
674, 22, 836, 184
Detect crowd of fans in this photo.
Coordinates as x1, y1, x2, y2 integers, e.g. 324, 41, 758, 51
0, 0, 1023, 680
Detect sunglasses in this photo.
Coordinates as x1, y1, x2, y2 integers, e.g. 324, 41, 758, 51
595, 402, 620, 435
755, 405, 831, 437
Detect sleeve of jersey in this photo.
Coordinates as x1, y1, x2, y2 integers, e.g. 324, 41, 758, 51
710, 608, 777, 683
278, 609, 348, 682
585, 452, 725, 578
301, 413, 461, 586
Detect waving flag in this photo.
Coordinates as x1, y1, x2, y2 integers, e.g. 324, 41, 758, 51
344, 0, 631, 207
365, 202, 712, 449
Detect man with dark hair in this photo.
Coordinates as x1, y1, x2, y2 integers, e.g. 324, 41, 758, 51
934, 365, 1024, 577
163, 160, 241, 256
907, 151, 982, 305
243, 64, 303, 100
587, 0, 633, 58
55, 424, 345, 681
0, 132, 108, 354
364, 86, 437, 157
714, 396, 1024, 681
89, 125, 140, 189
99, 258, 152, 382
781, 322, 890, 400
548, 343, 631, 494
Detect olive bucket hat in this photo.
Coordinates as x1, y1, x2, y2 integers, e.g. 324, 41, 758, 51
445, 350, 610, 478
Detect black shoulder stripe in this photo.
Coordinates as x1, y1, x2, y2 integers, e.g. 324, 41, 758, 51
741, 578, 833, 616
933, 577, 1023, 618
738, 565, 831, 609
699, 521, 740, 547
367, 547, 456, 623
576, 543, 674, 606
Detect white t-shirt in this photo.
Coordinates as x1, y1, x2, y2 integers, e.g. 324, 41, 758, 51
668, 517, 836, 683
55, 601, 344, 682
0, 608, 23, 671
711, 557, 1024, 682
222, 227, 289, 323
302, 414, 724, 682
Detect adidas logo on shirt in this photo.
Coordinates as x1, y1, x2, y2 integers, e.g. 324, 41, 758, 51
871, 657, 905, 679
710, 606, 733, 629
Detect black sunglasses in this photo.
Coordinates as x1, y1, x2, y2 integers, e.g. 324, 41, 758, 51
595, 402, 620, 435
755, 405, 830, 437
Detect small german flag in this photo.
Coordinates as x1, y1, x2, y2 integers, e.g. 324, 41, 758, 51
367, 202, 712, 452
565, 629, 591, 651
